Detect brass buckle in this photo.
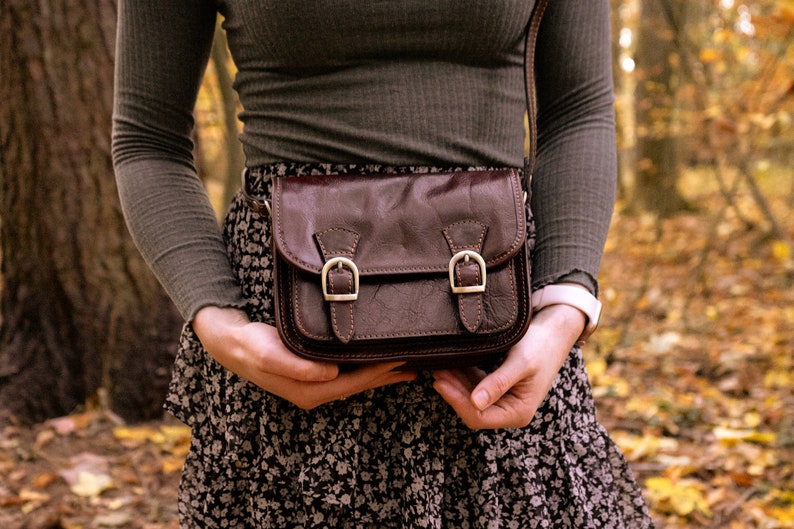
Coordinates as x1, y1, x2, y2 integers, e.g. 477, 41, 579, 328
321, 257, 360, 302
448, 250, 487, 294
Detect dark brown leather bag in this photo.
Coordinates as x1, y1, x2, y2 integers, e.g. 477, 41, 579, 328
271, 168, 532, 368
259, 0, 549, 368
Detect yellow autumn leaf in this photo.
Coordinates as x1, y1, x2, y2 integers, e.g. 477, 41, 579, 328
743, 431, 777, 445
748, 448, 779, 476
113, 425, 164, 444
613, 432, 678, 462
714, 427, 777, 446
766, 506, 794, 525
743, 411, 762, 429
587, 358, 607, 378
646, 477, 712, 517
162, 456, 186, 474
772, 489, 794, 504
765, 489, 794, 524
159, 425, 192, 442
772, 240, 791, 261
765, 369, 793, 389
670, 488, 711, 518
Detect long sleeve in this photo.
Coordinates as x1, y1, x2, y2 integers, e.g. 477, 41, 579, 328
112, 0, 246, 320
531, 0, 617, 296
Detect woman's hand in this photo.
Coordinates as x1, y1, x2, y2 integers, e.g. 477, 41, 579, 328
432, 301, 586, 430
192, 306, 416, 409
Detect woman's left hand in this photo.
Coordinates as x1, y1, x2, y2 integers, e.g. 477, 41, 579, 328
432, 303, 586, 430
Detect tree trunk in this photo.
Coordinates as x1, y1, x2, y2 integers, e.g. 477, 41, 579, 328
631, 0, 690, 216
0, 0, 182, 423
211, 25, 246, 215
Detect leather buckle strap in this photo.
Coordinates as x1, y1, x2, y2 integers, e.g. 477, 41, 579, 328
448, 251, 487, 294
321, 257, 360, 302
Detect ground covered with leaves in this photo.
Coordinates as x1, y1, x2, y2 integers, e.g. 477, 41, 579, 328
588, 175, 794, 528
0, 173, 792, 528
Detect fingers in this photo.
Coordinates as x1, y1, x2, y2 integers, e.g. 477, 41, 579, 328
431, 325, 566, 430
469, 354, 530, 410
431, 370, 477, 419
265, 362, 416, 410
192, 306, 342, 383
434, 356, 532, 413
192, 307, 419, 409
239, 321, 341, 382
433, 368, 536, 430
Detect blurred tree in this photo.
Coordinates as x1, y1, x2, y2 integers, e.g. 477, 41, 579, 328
630, 0, 691, 215
614, 0, 793, 227
0, 0, 182, 422
192, 22, 244, 217
211, 23, 245, 213
686, 0, 794, 243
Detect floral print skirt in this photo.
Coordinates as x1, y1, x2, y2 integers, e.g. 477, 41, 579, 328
165, 163, 654, 528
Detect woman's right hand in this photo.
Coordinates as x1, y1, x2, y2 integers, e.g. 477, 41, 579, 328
192, 306, 416, 409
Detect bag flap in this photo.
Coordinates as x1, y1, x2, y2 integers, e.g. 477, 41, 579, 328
272, 169, 526, 276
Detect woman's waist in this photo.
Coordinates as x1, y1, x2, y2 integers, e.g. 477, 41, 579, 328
234, 61, 526, 170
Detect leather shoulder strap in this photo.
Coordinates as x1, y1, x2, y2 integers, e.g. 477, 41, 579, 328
524, 0, 550, 183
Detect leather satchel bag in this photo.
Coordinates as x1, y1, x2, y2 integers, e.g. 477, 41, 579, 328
249, 0, 550, 368
270, 167, 532, 368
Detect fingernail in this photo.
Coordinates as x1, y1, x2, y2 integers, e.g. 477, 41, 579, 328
473, 390, 489, 410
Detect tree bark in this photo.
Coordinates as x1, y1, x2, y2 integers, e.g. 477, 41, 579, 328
0, 0, 182, 423
631, 0, 690, 216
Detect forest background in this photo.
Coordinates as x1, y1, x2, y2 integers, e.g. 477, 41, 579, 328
0, 0, 793, 527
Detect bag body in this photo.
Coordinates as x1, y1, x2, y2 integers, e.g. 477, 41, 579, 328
270, 168, 532, 368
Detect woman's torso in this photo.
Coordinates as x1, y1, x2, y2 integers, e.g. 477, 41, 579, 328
216, 0, 535, 167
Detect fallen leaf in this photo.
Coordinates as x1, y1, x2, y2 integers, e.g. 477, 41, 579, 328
646, 477, 712, 517
60, 453, 115, 498
113, 426, 164, 445
714, 427, 777, 446
34, 429, 55, 450
69, 471, 114, 497
32, 472, 59, 490
94, 511, 132, 527
47, 411, 100, 436
18, 488, 51, 514
161, 456, 184, 474
612, 432, 679, 461
0, 495, 25, 507
771, 240, 791, 261
730, 472, 755, 487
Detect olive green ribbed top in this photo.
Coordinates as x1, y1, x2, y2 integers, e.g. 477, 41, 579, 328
112, 0, 616, 321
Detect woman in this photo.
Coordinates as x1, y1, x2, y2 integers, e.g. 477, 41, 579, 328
112, 0, 654, 527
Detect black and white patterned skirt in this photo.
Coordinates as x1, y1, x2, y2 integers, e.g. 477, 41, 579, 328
165, 163, 654, 528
